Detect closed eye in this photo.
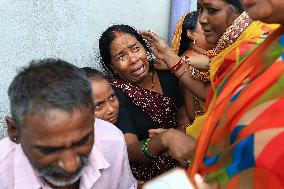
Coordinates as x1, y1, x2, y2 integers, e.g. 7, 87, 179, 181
73, 133, 92, 147
37, 146, 63, 155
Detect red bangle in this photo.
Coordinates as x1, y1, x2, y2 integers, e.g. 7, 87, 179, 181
170, 57, 185, 74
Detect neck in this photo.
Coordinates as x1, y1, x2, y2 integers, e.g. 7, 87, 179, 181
190, 43, 207, 55
137, 70, 155, 91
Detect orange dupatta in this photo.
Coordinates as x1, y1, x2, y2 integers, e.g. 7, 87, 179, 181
189, 25, 284, 181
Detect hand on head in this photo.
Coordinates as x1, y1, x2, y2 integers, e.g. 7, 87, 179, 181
140, 30, 172, 61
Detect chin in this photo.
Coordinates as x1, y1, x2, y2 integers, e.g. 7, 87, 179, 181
205, 36, 219, 47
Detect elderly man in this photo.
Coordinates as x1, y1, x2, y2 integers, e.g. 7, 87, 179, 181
0, 59, 137, 189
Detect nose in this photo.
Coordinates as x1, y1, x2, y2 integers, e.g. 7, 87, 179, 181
57, 150, 80, 173
106, 102, 116, 115
128, 52, 138, 64
199, 12, 208, 25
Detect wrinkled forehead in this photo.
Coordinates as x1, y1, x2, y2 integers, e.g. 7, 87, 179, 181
110, 33, 140, 53
21, 107, 94, 142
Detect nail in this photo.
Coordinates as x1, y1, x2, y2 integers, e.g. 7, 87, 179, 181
194, 174, 204, 184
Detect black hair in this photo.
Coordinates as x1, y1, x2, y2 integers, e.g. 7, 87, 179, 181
226, 0, 243, 12
80, 67, 107, 81
8, 58, 94, 127
99, 24, 152, 75
178, 11, 199, 56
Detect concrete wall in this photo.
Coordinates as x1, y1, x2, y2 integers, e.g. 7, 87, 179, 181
0, 0, 171, 139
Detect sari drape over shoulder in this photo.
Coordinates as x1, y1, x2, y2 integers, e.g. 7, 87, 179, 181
111, 79, 181, 181
186, 14, 278, 138
189, 26, 284, 188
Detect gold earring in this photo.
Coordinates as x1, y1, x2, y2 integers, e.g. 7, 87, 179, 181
187, 30, 196, 44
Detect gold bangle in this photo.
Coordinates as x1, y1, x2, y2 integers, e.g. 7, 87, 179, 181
178, 63, 191, 79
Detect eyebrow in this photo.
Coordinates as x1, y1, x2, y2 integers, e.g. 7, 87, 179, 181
113, 42, 139, 59
34, 131, 93, 152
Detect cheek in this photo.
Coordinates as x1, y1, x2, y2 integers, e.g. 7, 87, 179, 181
94, 109, 106, 119
113, 100, 120, 112
140, 52, 149, 64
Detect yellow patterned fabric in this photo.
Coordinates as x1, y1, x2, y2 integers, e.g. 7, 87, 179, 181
186, 21, 279, 139
171, 13, 187, 54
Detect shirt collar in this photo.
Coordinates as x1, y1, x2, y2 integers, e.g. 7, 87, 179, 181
14, 144, 45, 189
79, 145, 110, 189
13, 143, 110, 189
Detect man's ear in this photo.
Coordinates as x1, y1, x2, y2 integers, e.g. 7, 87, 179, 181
5, 116, 20, 144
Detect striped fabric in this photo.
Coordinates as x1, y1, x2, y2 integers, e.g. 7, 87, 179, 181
189, 26, 284, 188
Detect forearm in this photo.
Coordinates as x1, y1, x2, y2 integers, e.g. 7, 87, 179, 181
127, 133, 167, 164
177, 64, 208, 101
162, 50, 208, 100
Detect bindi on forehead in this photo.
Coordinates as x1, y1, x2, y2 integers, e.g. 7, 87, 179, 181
113, 30, 122, 38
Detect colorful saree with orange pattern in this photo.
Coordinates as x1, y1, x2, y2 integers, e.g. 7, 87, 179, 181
186, 14, 278, 139
189, 26, 284, 188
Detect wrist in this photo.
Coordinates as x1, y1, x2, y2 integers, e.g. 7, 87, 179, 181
162, 49, 180, 67
160, 128, 174, 150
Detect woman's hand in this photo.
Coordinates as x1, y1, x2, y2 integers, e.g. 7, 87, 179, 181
152, 59, 169, 70
140, 30, 172, 61
160, 128, 196, 164
194, 174, 218, 189
148, 128, 167, 138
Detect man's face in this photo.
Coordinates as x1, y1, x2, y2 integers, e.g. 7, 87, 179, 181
19, 107, 95, 187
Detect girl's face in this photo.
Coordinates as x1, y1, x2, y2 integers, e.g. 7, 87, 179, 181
91, 79, 119, 124
109, 33, 149, 84
199, 0, 241, 45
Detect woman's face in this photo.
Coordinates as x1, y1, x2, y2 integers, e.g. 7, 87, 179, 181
241, 0, 284, 24
110, 32, 149, 84
192, 20, 215, 50
91, 79, 119, 124
199, 0, 241, 45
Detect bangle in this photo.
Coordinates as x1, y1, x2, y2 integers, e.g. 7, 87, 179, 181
141, 138, 157, 159
169, 57, 185, 74
178, 63, 191, 79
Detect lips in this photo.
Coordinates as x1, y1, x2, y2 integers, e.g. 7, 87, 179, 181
107, 115, 118, 124
242, 0, 256, 6
202, 27, 214, 37
132, 65, 146, 76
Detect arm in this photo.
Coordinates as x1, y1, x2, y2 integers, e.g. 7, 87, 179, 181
140, 31, 209, 100
126, 129, 196, 164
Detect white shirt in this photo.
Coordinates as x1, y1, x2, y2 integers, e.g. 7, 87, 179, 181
0, 118, 137, 189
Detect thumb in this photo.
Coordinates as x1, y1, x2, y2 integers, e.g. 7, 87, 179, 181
194, 174, 217, 189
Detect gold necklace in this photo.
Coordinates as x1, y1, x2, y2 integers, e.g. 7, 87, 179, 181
139, 70, 156, 91
150, 71, 155, 91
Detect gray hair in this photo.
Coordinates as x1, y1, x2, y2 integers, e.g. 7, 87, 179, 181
8, 58, 94, 127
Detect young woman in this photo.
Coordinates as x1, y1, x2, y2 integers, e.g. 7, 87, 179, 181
171, 10, 214, 122
81, 67, 119, 125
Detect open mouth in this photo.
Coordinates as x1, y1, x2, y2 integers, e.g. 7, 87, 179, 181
202, 28, 213, 37
132, 65, 146, 76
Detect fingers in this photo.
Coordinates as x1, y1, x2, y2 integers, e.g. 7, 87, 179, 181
194, 174, 217, 189
148, 128, 167, 138
148, 128, 166, 134
140, 30, 161, 43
